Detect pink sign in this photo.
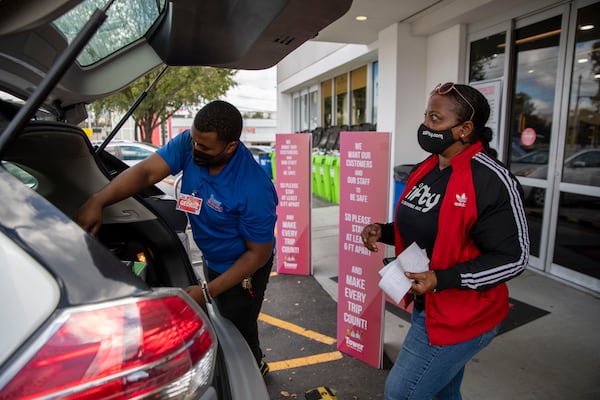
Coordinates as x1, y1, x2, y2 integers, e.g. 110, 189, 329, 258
275, 134, 312, 275
337, 131, 390, 368
521, 127, 537, 146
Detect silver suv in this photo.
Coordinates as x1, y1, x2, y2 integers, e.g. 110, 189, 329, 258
0, 0, 351, 398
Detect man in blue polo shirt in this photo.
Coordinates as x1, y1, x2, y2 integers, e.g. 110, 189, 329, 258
76, 100, 277, 376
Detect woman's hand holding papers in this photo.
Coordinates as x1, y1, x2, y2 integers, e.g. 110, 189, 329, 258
378, 242, 433, 303
406, 270, 438, 295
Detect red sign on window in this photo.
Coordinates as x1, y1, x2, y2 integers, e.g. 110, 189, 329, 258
521, 127, 537, 146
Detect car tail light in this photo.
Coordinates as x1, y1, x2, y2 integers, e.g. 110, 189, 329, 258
0, 289, 217, 399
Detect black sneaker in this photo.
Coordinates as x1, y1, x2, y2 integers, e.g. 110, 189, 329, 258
259, 360, 270, 377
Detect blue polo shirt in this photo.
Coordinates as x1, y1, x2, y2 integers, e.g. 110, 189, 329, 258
157, 130, 278, 273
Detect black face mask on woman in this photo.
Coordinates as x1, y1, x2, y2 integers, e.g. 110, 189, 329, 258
417, 122, 462, 154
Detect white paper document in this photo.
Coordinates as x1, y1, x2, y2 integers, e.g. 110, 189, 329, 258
378, 242, 430, 304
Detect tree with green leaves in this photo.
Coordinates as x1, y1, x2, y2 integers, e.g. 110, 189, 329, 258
92, 66, 237, 143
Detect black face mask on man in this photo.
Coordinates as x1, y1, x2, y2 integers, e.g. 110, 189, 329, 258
417, 123, 462, 154
192, 149, 214, 167
192, 145, 228, 167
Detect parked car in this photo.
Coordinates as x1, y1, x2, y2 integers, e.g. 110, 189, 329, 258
0, 0, 351, 399
247, 145, 274, 162
510, 149, 550, 179
561, 149, 600, 187
95, 140, 181, 198
246, 145, 275, 178
510, 148, 600, 206
100, 140, 159, 163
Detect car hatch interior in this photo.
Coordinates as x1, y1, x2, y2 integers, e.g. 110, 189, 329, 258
0, 0, 352, 288
2, 118, 196, 289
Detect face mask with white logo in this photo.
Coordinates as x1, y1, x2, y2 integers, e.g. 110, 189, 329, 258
417, 123, 461, 154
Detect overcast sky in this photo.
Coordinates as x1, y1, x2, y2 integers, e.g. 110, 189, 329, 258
222, 66, 277, 113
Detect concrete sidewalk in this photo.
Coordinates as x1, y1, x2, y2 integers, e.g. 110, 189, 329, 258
311, 205, 600, 400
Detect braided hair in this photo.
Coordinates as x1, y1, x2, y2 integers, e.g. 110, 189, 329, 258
448, 84, 496, 157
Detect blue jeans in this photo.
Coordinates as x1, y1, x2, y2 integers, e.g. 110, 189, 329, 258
385, 308, 500, 400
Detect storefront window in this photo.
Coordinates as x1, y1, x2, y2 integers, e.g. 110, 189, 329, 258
293, 95, 300, 132
351, 66, 367, 125
321, 80, 332, 128
335, 73, 349, 126
301, 92, 308, 132
469, 32, 506, 151
309, 89, 319, 130
469, 32, 506, 82
508, 15, 562, 257
553, 2, 600, 279
564, 2, 600, 187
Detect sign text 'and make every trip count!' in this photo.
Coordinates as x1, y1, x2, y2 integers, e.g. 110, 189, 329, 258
337, 131, 390, 369
275, 133, 311, 276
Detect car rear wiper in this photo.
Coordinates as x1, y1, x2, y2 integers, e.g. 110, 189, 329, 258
0, 0, 116, 157
96, 65, 169, 154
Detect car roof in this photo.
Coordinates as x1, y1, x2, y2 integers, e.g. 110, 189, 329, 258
0, 0, 352, 123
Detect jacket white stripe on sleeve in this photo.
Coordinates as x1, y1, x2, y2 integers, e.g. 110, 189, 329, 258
459, 153, 530, 289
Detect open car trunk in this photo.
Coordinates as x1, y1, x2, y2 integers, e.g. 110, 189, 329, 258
3, 120, 197, 289
0, 2, 353, 397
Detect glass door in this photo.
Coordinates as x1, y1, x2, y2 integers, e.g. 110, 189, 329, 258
507, 13, 563, 265
550, 1, 600, 290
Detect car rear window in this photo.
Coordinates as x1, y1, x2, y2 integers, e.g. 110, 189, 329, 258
53, 0, 166, 66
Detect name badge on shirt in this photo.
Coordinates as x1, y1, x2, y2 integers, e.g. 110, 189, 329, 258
176, 193, 203, 215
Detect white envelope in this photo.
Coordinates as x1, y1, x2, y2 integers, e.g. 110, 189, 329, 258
378, 242, 429, 304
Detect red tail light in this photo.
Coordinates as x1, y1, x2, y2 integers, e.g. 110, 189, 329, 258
0, 289, 217, 399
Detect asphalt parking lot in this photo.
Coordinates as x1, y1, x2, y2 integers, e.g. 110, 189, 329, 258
187, 193, 395, 399
259, 269, 390, 400
188, 230, 390, 399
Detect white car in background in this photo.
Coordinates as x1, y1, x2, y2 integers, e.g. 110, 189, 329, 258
98, 140, 181, 198
102, 140, 159, 164
246, 145, 274, 162
510, 148, 600, 206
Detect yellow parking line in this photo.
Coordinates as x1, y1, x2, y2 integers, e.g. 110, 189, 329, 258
270, 271, 278, 277
268, 351, 343, 372
259, 313, 337, 345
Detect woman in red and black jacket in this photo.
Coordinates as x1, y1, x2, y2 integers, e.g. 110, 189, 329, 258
362, 82, 529, 400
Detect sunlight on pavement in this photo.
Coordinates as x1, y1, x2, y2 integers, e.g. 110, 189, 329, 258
268, 351, 343, 372
259, 313, 336, 345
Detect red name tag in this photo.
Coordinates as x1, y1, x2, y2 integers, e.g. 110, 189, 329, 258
176, 193, 203, 215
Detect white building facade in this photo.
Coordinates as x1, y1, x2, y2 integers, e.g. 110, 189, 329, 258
169, 115, 277, 145
276, 0, 600, 293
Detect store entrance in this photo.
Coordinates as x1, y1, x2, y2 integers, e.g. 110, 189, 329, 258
550, 1, 600, 288
507, 2, 600, 292
507, 14, 562, 263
